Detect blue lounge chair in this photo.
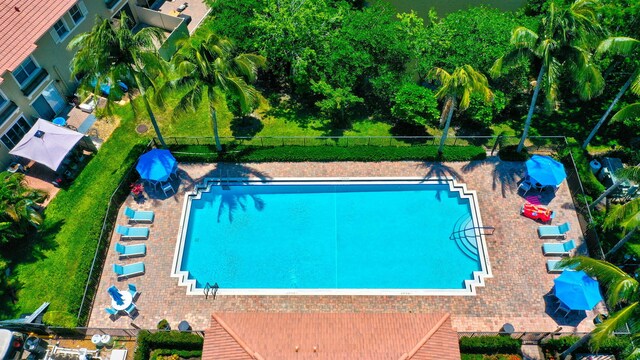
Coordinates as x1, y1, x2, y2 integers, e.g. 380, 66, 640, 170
113, 262, 145, 279
116, 225, 149, 239
546, 260, 563, 273
124, 303, 138, 317
124, 207, 154, 223
128, 284, 139, 300
115, 243, 146, 258
543, 239, 576, 256
538, 222, 570, 238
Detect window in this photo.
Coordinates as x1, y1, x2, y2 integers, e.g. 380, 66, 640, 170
69, 2, 88, 25
13, 57, 38, 87
0, 92, 7, 109
53, 20, 69, 39
1, 117, 30, 149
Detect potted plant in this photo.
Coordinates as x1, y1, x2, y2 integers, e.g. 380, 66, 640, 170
130, 183, 144, 201
157, 319, 170, 331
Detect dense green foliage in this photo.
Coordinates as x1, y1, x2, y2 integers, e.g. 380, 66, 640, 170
461, 355, 522, 360
391, 83, 440, 126
170, 144, 487, 163
558, 145, 606, 198
541, 335, 631, 356
150, 349, 202, 360
134, 331, 204, 360
458, 336, 522, 354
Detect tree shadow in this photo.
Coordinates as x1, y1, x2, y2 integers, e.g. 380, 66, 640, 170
455, 125, 494, 147
262, 99, 319, 129
230, 115, 264, 139
416, 162, 465, 201
462, 157, 525, 198
389, 121, 434, 145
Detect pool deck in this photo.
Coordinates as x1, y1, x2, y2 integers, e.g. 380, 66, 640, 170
88, 159, 603, 333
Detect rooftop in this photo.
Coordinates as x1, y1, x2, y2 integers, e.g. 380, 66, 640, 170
203, 312, 461, 360
0, 0, 76, 80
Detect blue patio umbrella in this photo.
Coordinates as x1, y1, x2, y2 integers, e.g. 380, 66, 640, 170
107, 285, 124, 306
526, 155, 567, 187
136, 149, 177, 182
554, 270, 603, 311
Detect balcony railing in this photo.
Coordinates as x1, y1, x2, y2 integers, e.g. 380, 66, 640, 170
0, 101, 18, 127
104, 0, 122, 10
20, 68, 49, 97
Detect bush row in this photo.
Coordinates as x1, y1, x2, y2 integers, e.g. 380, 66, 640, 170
170, 144, 488, 163
459, 336, 522, 354
461, 355, 522, 360
134, 331, 204, 360
150, 349, 202, 360
561, 146, 605, 198
541, 336, 631, 356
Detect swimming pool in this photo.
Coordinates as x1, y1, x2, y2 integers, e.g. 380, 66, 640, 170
172, 178, 492, 295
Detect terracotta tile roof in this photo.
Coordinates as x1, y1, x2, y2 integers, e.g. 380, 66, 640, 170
0, 0, 77, 79
203, 312, 461, 360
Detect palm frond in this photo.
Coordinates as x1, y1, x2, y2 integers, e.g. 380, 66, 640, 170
511, 27, 539, 50
603, 199, 639, 233
596, 37, 640, 57
591, 302, 639, 348
611, 103, 640, 123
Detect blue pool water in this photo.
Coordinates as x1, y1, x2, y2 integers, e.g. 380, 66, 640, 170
180, 182, 482, 290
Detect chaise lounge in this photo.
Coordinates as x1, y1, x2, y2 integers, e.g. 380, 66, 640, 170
116, 225, 149, 239
113, 262, 145, 279
538, 222, 570, 238
124, 207, 154, 223
542, 239, 576, 256
114, 243, 146, 258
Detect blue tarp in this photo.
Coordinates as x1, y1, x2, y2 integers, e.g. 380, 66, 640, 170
136, 149, 177, 182
554, 270, 603, 310
526, 155, 567, 187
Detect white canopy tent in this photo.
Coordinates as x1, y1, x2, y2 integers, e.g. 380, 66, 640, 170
9, 119, 84, 171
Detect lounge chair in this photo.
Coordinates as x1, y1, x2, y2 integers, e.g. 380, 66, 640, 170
546, 260, 563, 273
124, 207, 154, 223
105, 307, 118, 316
538, 222, 570, 238
542, 239, 576, 256
115, 243, 146, 258
116, 225, 149, 239
124, 303, 138, 318
113, 262, 145, 279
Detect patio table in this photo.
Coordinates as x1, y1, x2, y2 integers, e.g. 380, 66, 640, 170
111, 290, 133, 312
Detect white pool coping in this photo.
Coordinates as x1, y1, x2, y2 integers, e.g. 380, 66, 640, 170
171, 177, 493, 296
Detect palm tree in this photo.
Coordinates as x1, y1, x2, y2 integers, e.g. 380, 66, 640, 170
68, 14, 168, 148
428, 65, 493, 156
491, 0, 605, 153
0, 172, 47, 237
169, 33, 265, 151
589, 160, 640, 211
559, 256, 640, 358
582, 37, 640, 149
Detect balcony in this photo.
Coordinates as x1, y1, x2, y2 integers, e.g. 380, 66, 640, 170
20, 68, 49, 97
0, 101, 18, 127
104, 0, 122, 10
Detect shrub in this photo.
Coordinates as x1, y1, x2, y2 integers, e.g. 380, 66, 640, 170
170, 145, 487, 163
560, 146, 605, 197
134, 331, 204, 360
498, 145, 529, 162
541, 335, 631, 356
150, 349, 202, 360
459, 336, 522, 354
391, 83, 440, 127
462, 90, 507, 128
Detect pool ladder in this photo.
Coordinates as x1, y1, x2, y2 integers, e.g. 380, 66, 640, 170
204, 282, 219, 300
449, 215, 495, 260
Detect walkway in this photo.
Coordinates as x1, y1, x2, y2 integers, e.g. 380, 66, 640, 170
88, 159, 601, 333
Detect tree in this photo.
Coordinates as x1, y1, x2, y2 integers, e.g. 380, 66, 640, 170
310, 81, 363, 124
428, 65, 493, 155
560, 256, 640, 358
390, 83, 440, 127
0, 172, 47, 239
582, 37, 640, 149
170, 33, 265, 151
68, 14, 169, 148
491, 0, 605, 153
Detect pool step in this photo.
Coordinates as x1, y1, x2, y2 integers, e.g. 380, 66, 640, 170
451, 215, 479, 260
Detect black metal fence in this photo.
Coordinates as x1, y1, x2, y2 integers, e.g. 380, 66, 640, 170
75, 141, 153, 326
45, 327, 205, 339
152, 135, 567, 154
457, 331, 592, 344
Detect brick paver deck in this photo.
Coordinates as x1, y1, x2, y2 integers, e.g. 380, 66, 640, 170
88, 159, 602, 333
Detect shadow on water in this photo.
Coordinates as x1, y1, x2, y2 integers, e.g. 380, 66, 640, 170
212, 190, 266, 223
416, 162, 465, 201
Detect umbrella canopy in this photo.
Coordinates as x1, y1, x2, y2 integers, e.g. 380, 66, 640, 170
554, 270, 603, 310
526, 155, 567, 187
107, 286, 124, 306
135, 149, 177, 182
9, 119, 84, 171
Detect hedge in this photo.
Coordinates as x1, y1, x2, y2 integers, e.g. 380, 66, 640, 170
459, 336, 522, 354
134, 331, 204, 360
169, 144, 488, 163
497, 145, 530, 162
150, 349, 202, 360
561, 146, 605, 198
541, 335, 631, 356
461, 355, 522, 360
